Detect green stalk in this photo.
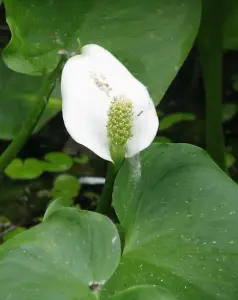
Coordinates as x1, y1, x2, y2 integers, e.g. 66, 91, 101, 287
0, 58, 65, 172
198, 0, 225, 170
96, 162, 119, 215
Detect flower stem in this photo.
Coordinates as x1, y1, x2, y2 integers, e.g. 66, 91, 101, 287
96, 162, 119, 215
198, 0, 225, 170
0, 57, 65, 172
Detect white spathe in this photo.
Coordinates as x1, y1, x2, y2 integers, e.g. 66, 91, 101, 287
61, 44, 159, 162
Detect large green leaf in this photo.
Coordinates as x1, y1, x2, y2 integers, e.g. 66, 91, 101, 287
0, 56, 61, 140
105, 143, 238, 299
3, 0, 201, 104
111, 285, 176, 300
223, 0, 238, 50
0, 206, 121, 300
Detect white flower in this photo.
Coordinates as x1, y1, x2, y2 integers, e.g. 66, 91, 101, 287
61, 44, 159, 162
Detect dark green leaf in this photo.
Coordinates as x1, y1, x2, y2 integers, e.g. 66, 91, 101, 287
106, 143, 238, 300
232, 74, 238, 91
0, 55, 61, 140
160, 113, 196, 131
223, 103, 237, 122
223, 0, 238, 50
3, 0, 201, 104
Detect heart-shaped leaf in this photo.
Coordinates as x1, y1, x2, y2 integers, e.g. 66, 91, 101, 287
0, 205, 121, 300
5, 158, 43, 179
0, 55, 61, 140
41, 152, 73, 172
105, 143, 238, 300
3, 0, 201, 104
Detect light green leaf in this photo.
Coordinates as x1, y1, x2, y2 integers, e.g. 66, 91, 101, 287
41, 152, 73, 172
105, 143, 238, 300
74, 154, 89, 165
0, 55, 61, 140
5, 158, 43, 179
223, 0, 238, 50
51, 174, 81, 199
160, 113, 196, 131
0, 206, 121, 300
225, 152, 236, 169
3, 0, 201, 104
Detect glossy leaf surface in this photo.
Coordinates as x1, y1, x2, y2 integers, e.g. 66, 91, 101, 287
0, 206, 121, 300
105, 143, 238, 300
110, 285, 176, 300
3, 0, 201, 104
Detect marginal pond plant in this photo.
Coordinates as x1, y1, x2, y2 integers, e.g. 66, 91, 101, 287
0, 0, 238, 299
